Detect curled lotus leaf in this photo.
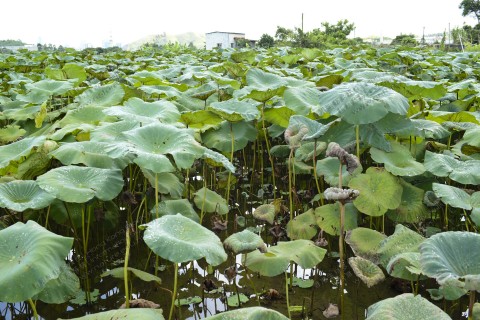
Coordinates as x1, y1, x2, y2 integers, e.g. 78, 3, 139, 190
348, 256, 385, 288
370, 141, 425, 177
0, 180, 55, 212
253, 204, 276, 224
345, 227, 386, 264
32, 262, 81, 304
101, 267, 161, 284
386, 179, 429, 224
0, 136, 46, 170
140, 214, 227, 266
193, 187, 229, 215
223, 229, 266, 254
377, 224, 425, 268
387, 252, 423, 281
286, 209, 317, 240
150, 199, 199, 223
104, 97, 180, 124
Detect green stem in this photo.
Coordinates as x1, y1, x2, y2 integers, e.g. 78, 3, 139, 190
312, 139, 324, 205
169, 263, 179, 320
285, 272, 292, 320
28, 298, 39, 320
124, 224, 131, 308
338, 162, 345, 320
288, 149, 294, 222
225, 122, 235, 222
355, 124, 360, 160
261, 103, 276, 199
242, 253, 260, 305
469, 290, 476, 320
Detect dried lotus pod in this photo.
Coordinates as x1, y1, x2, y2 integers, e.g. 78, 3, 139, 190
325, 142, 360, 173
324, 187, 359, 202
285, 124, 309, 149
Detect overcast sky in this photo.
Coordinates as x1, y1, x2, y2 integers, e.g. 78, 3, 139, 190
1, 0, 476, 48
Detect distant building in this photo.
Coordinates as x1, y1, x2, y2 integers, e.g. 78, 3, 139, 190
206, 31, 254, 50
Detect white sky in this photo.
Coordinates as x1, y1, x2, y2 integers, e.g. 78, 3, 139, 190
1, 0, 476, 48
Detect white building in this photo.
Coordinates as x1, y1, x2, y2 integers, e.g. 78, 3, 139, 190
205, 31, 245, 50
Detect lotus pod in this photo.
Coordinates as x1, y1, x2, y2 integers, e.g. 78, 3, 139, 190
349, 256, 385, 288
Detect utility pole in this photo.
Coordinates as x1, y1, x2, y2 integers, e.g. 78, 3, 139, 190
302, 13, 304, 32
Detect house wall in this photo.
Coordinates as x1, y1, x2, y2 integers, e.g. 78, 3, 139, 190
206, 32, 245, 50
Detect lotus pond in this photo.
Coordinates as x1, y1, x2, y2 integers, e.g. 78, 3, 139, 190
1, 45, 480, 320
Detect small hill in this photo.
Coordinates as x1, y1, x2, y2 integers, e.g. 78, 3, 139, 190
126, 32, 205, 50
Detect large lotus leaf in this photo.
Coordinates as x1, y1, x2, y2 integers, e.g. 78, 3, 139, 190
348, 256, 385, 288
0, 220, 73, 302
315, 203, 358, 236
193, 187, 229, 215
0, 180, 55, 212
406, 119, 451, 139
202, 148, 235, 173
207, 100, 260, 122
366, 293, 451, 320
202, 121, 257, 153
386, 179, 429, 223
90, 120, 139, 142
2, 105, 40, 121
142, 170, 184, 199
150, 199, 199, 222
246, 68, 287, 91
377, 224, 425, 268
432, 183, 480, 210
346, 227, 386, 264
263, 107, 295, 127
283, 87, 324, 116
25, 79, 74, 96
224, 229, 266, 254
316, 157, 362, 187
244, 240, 326, 277
380, 80, 447, 100
101, 267, 161, 284
37, 166, 124, 203
205, 306, 288, 320
0, 125, 26, 143
49, 123, 96, 141
60, 106, 116, 126
387, 252, 424, 281
75, 82, 124, 108
370, 142, 425, 176
421, 231, 480, 291
124, 123, 204, 173
32, 262, 80, 304
104, 97, 180, 124
317, 82, 409, 125
59, 309, 165, 320
294, 141, 327, 162
428, 282, 468, 301
0, 136, 45, 170
180, 110, 223, 132
286, 209, 318, 240
287, 115, 338, 141
424, 151, 480, 185
253, 204, 276, 224
49, 141, 131, 169
140, 214, 227, 266
358, 121, 392, 152
348, 167, 403, 217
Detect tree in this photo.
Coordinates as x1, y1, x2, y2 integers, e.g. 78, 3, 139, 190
275, 26, 295, 45
257, 34, 274, 48
321, 19, 355, 40
460, 0, 480, 23
390, 34, 418, 46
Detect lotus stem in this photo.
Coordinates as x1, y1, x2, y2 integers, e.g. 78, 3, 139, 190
285, 271, 292, 320
27, 298, 39, 320
355, 124, 360, 160
469, 290, 475, 320
200, 181, 207, 224
242, 253, 260, 305
312, 139, 324, 205
338, 162, 345, 320
225, 122, 235, 222
124, 224, 131, 308
232, 272, 242, 307
44, 205, 51, 229
81, 205, 91, 303
155, 173, 159, 219
169, 263, 179, 320
261, 103, 276, 199
288, 148, 294, 222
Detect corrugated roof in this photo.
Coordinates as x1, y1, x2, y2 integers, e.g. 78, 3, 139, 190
206, 31, 245, 35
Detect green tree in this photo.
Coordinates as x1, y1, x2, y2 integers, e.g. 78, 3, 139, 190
321, 19, 355, 40
460, 0, 480, 23
275, 26, 295, 45
257, 34, 275, 48
0, 39, 25, 46
390, 34, 418, 46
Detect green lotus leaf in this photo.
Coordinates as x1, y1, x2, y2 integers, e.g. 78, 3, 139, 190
246, 68, 287, 91
207, 100, 260, 122
205, 306, 288, 320
286, 209, 318, 240
25, 79, 74, 96
253, 204, 276, 224
32, 262, 80, 304
348, 167, 403, 217
202, 148, 235, 173
263, 107, 295, 127
49, 123, 96, 141
0, 220, 73, 302
380, 80, 447, 100
176, 296, 202, 306
424, 151, 480, 185
0, 125, 26, 143
287, 115, 338, 142
75, 82, 124, 108
0, 180, 55, 212
292, 276, 315, 288
270, 145, 291, 158
124, 123, 204, 173
37, 166, 124, 203
139, 85, 182, 98
60, 106, 116, 126
317, 82, 409, 125
142, 169, 184, 199
407, 119, 451, 139
180, 110, 223, 132
202, 120, 257, 153
49, 141, 131, 169
101, 267, 161, 284
377, 224, 425, 268
227, 293, 249, 307
421, 231, 480, 291
15, 149, 51, 180
193, 187, 229, 215
58, 309, 165, 320
294, 141, 327, 162
386, 179, 429, 224
90, 120, 139, 142
428, 282, 468, 301
348, 256, 385, 288
0, 136, 46, 170
432, 183, 480, 210
284, 87, 324, 116
150, 199, 199, 222
244, 240, 326, 277
366, 293, 451, 320
472, 208, 480, 227
104, 97, 180, 124
316, 157, 362, 187
345, 227, 386, 264
387, 252, 423, 281
314, 203, 358, 236
2, 105, 40, 121
140, 214, 227, 266
370, 141, 425, 176
224, 229, 266, 254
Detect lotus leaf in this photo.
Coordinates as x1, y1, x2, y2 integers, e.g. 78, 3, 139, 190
104, 97, 180, 124
101, 267, 161, 284
207, 100, 260, 122
244, 240, 326, 277
60, 106, 116, 126
315, 203, 358, 236
386, 179, 429, 223
428, 283, 468, 301
424, 151, 480, 185
294, 141, 327, 162
377, 224, 425, 268
286, 209, 318, 240
193, 187, 229, 215
141, 169, 184, 199
345, 227, 386, 264
245, 68, 287, 91
32, 262, 81, 304
0, 220, 73, 302
348, 257, 385, 288
58, 309, 165, 320
262, 107, 295, 128
0, 125, 26, 143
37, 166, 124, 203
224, 229, 266, 254
432, 183, 480, 210
205, 306, 288, 320
316, 157, 362, 187
0, 180, 55, 212
180, 110, 223, 131
348, 167, 403, 217
140, 214, 227, 266
420, 231, 480, 291
75, 82, 124, 108
0, 136, 46, 170
386, 252, 423, 281
90, 120, 139, 142
202, 148, 236, 173
227, 293, 249, 307
380, 80, 447, 100
253, 204, 276, 224
202, 120, 257, 153
283, 87, 323, 115
150, 199, 199, 222
370, 141, 425, 176
25, 79, 74, 96
366, 293, 451, 320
